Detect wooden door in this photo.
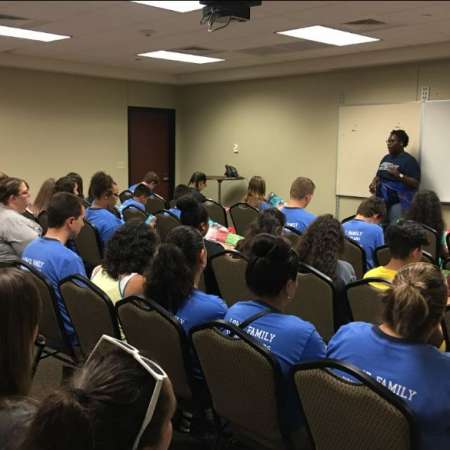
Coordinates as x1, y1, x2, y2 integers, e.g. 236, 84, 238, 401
128, 107, 175, 200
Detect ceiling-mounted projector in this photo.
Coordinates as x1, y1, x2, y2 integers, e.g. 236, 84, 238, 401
200, 1, 262, 32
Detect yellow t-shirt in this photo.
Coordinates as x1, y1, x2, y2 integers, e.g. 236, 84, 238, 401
363, 266, 397, 290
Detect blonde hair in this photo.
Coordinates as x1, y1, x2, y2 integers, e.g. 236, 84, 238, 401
244, 176, 266, 208
382, 263, 447, 341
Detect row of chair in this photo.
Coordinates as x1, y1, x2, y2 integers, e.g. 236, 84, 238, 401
11, 259, 446, 449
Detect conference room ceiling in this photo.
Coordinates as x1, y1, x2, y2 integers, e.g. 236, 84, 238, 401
1, 1, 450, 84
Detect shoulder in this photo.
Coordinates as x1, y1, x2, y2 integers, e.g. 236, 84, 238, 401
337, 259, 356, 277
330, 322, 372, 344
192, 290, 227, 312
364, 266, 382, 278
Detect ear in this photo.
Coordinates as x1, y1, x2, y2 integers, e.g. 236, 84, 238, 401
200, 221, 209, 236
410, 247, 422, 261
286, 278, 297, 300
199, 247, 207, 269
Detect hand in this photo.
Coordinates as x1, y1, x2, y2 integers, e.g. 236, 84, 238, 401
387, 166, 401, 178
369, 177, 378, 194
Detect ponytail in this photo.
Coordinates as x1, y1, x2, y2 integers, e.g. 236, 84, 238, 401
20, 389, 93, 450
145, 243, 194, 313
145, 226, 204, 313
383, 262, 447, 341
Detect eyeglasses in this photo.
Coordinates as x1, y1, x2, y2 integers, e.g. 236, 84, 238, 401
87, 335, 168, 450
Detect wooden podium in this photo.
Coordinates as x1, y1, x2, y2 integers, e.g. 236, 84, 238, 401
206, 176, 245, 204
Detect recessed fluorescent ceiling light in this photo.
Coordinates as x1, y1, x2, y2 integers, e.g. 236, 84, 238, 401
0, 25, 70, 42
138, 50, 224, 64
132, 1, 203, 13
277, 25, 379, 47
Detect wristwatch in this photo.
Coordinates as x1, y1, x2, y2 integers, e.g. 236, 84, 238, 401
399, 173, 405, 180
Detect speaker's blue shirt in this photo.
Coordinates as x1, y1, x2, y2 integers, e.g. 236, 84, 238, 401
23, 237, 86, 339
327, 322, 450, 450
342, 219, 384, 268
225, 300, 326, 430
85, 207, 123, 248
119, 198, 145, 220
280, 206, 316, 233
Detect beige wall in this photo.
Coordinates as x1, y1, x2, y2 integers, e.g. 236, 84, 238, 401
177, 59, 450, 228
3, 59, 450, 227
0, 67, 177, 197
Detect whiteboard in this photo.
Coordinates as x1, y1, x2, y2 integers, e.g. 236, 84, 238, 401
337, 103, 422, 197
421, 101, 450, 202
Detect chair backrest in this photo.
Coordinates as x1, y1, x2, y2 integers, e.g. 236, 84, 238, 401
285, 263, 335, 341
374, 245, 391, 267
10, 260, 74, 357
59, 275, 121, 359
210, 251, 254, 307
146, 196, 167, 215
37, 210, 49, 235
229, 203, 259, 236
283, 226, 302, 248
191, 321, 291, 450
116, 297, 193, 402
442, 305, 450, 350
346, 278, 391, 324
203, 199, 228, 227
421, 224, 439, 262
74, 220, 103, 268
340, 237, 366, 279
341, 214, 356, 224
293, 360, 416, 450
122, 205, 146, 222
119, 190, 133, 203
155, 211, 180, 242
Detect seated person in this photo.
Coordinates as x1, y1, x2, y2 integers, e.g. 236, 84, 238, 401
86, 172, 123, 248
236, 208, 286, 256
144, 226, 227, 337
168, 184, 191, 219
128, 170, 160, 194
188, 171, 207, 203
364, 220, 428, 289
0, 177, 41, 262
21, 340, 176, 450
243, 176, 271, 210
177, 195, 224, 258
296, 214, 356, 285
54, 175, 79, 196
406, 190, 448, 259
327, 263, 450, 450
23, 192, 86, 341
27, 178, 55, 219
91, 221, 159, 303
119, 183, 151, 220
225, 234, 326, 431
281, 177, 316, 232
342, 196, 386, 269
0, 267, 41, 450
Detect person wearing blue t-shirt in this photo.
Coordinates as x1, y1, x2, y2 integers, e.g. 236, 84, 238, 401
369, 129, 420, 224
118, 183, 152, 221
86, 171, 123, 248
343, 197, 386, 268
281, 177, 316, 233
144, 225, 227, 350
225, 234, 326, 432
128, 170, 159, 194
23, 192, 86, 341
328, 263, 450, 450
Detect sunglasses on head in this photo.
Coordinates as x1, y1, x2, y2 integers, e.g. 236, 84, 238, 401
87, 335, 168, 450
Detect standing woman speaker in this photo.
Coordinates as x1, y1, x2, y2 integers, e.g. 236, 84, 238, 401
369, 129, 420, 224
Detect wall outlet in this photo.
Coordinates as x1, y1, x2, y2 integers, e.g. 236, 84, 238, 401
233, 143, 239, 153
420, 86, 430, 102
